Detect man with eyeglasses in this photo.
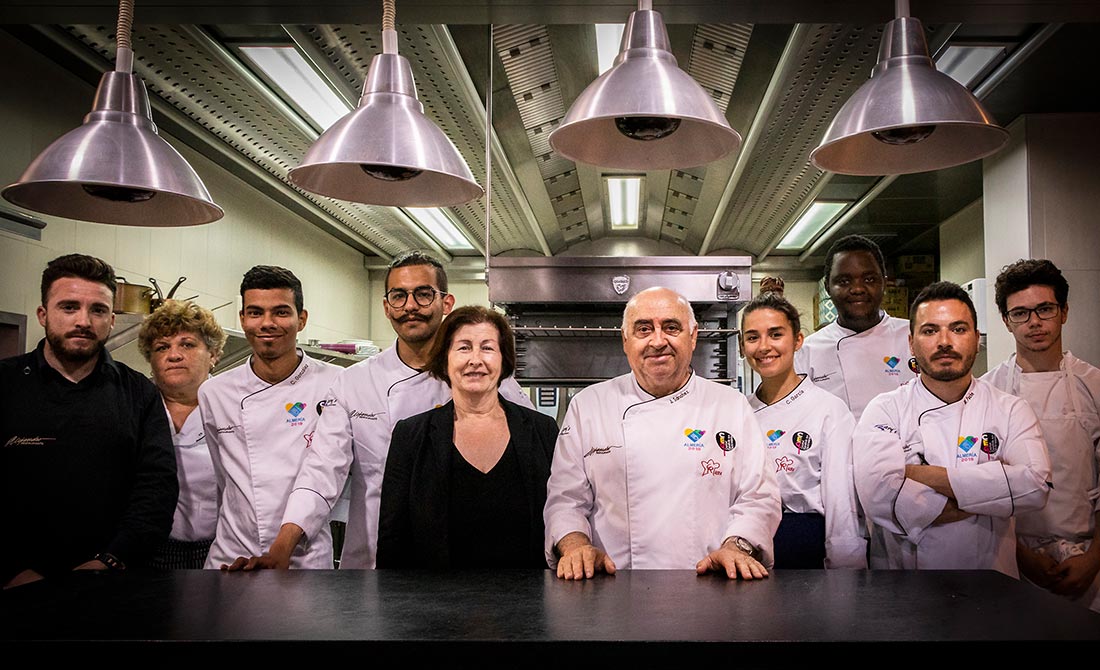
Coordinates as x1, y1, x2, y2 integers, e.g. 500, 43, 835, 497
984, 259, 1100, 611
795, 235, 917, 421
255, 251, 532, 569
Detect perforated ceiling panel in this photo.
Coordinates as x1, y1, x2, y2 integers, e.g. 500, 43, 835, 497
493, 25, 590, 244
658, 25, 752, 245
300, 24, 542, 255
706, 23, 884, 256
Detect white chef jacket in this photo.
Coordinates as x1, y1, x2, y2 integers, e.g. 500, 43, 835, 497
795, 312, 916, 420
984, 352, 1100, 610
163, 402, 217, 542
282, 345, 533, 569
199, 351, 342, 569
544, 372, 781, 570
748, 376, 866, 568
854, 376, 1051, 577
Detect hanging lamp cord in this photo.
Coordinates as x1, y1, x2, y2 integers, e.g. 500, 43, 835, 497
381, 0, 398, 54
115, 0, 135, 73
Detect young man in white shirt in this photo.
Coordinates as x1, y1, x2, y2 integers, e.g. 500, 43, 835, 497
984, 259, 1100, 611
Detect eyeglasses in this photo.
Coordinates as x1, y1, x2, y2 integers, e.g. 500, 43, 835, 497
1005, 302, 1060, 324
385, 286, 447, 308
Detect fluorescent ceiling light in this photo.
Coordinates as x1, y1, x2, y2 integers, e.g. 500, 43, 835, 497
405, 207, 474, 250
595, 24, 625, 75
936, 45, 1005, 88
605, 176, 643, 230
239, 45, 350, 131
776, 202, 848, 251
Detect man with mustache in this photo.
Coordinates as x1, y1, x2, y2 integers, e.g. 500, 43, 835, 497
795, 235, 917, 420
984, 260, 1100, 611
853, 281, 1051, 576
0, 254, 176, 588
250, 251, 531, 569
544, 287, 780, 579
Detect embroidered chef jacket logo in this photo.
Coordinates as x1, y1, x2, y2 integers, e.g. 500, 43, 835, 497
700, 459, 722, 477
303, 431, 314, 449
874, 424, 897, 434
766, 429, 785, 448
350, 410, 385, 421
559, 425, 572, 436
286, 402, 307, 426
883, 355, 900, 377
792, 431, 812, 452
216, 425, 239, 434
908, 357, 920, 374
811, 373, 832, 383
980, 432, 1000, 455
776, 456, 796, 473
612, 275, 631, 295
958, 435, 977, 451
584, 444, 622, 458
957, 435, 979, 464
4, 436, 57, 447
683, 428, 706, 451
715, 431, 735, 453
316, 398, 337, 415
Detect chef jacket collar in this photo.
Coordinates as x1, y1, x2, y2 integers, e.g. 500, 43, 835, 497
32, 337, 120, 384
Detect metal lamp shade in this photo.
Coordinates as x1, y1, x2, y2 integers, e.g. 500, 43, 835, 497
549, 9, 741, 170
2, 71, 223, 226
289, 53, 483, 207
810, 17, 1009, 176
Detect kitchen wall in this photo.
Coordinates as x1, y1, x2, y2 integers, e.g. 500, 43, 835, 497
0, 31, 374, 356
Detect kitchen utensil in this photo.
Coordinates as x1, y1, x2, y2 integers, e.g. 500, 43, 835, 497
166, 276, 187, 299
113, 277, 154, 314
148, 277, 164, 301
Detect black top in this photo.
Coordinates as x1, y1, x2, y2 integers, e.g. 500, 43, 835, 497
448, 440, 538, 568
0, 341, 177, 584
377, 396, 559, 569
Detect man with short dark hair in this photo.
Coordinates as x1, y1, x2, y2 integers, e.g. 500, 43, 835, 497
795, 234, 917, 420
984, 259, 1100, 611
853, 281, 1051, 576
544, 287, 780, 580
261, 251, 532, 569
1, 254, 176, 588
198, 265, 342, 569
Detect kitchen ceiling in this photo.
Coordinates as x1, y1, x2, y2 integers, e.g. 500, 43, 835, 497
3, 1, 1098, 278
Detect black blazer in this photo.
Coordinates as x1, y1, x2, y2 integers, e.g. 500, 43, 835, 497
376, 395, 559, 569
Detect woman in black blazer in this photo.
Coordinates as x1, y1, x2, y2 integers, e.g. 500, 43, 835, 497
376, 305, 559, 569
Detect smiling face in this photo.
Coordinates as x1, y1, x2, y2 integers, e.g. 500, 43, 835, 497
910, 299, 979, 383
239, 287, 307, 364
622, 288, 698, 397
741, 307, 804, 381
827, 250, 885, 330
150, 330, 216, 396
36, 276, 115, 365
383, 264, 454, 346
446, 322, 503, 398
1003, 284, 1067, 355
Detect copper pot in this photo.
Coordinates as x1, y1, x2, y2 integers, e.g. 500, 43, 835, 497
114, 277, 154, 314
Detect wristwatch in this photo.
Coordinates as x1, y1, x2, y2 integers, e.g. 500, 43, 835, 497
724, 536, 761, 561
94, 552, 126, 571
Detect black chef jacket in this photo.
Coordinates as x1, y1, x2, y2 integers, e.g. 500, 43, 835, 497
0, 340, 176, 584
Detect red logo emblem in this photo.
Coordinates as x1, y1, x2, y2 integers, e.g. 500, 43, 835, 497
701, 459, 722, 477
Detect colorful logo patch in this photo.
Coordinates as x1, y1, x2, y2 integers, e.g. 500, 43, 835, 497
684, 428, 706, 443
700, 459, 722, 477
286, 402, 306, 417
884, 356, 900, 369
792, 431, 812, 452
716, 431, 735, 452
908, 357, 920, 374
981, 432, 1000, 455
958, 435, 977, 452
767, 429, 786, 443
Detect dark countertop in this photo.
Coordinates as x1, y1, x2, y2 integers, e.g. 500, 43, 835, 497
3, 569, 1097, 658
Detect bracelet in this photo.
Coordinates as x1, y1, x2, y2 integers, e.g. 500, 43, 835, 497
94, 552, 126, 571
